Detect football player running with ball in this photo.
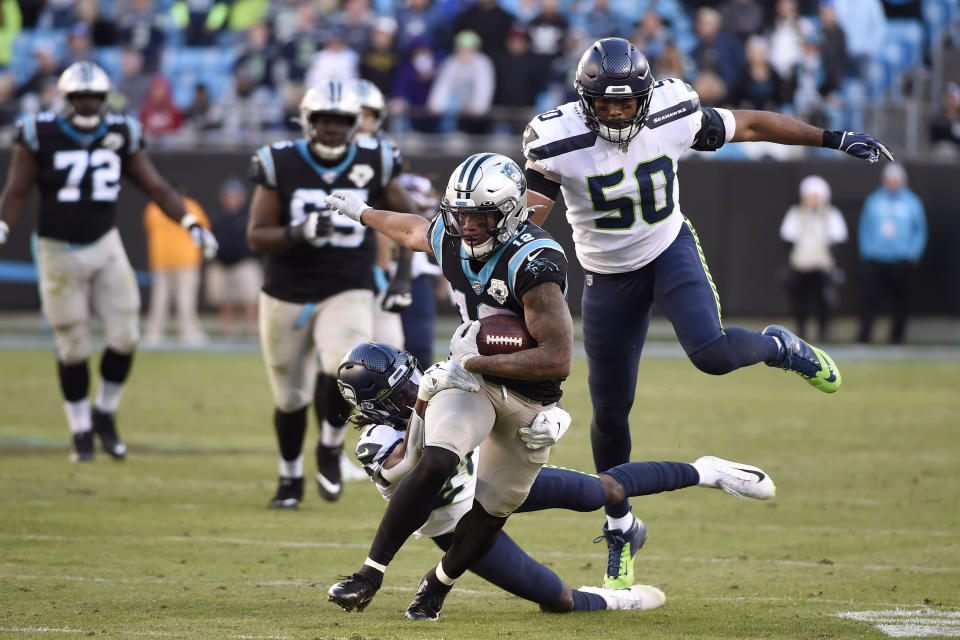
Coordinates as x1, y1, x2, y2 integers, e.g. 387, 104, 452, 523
247, 80, 419, 509
521, 37, 893, 591
0, 62, 218, 462
323, 153, 573, 620
331, 341, 775, 616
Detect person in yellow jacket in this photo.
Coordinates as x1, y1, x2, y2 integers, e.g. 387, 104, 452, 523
143, 185, 210, 345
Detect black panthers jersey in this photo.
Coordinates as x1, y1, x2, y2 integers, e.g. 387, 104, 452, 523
250, 137, 402, 303
428, 218, 568, 403
16, 112, 144, 244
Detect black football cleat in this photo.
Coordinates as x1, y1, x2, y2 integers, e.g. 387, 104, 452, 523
316, 443, 342, 502
91, 409, 127, 460
328, 573, 379, 612
405, 570, 452, 621
71, 430, 94, 462
267, 476, 304, 509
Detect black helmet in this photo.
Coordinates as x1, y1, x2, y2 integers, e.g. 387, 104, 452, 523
575, 37, 655, 145
337, 343, 420, 428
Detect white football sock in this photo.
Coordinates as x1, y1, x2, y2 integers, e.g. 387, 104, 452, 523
363, 557, 387, 573
279, 455, 304, 479
95, 380, 124, 413
435, 562, 456, 586
692, 457, 718, 487
64, 399, 91, 434
606, 513, 635, 533
320, 420, 347, 448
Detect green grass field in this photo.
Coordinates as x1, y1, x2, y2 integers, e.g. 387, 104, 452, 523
1, 349, 959, 640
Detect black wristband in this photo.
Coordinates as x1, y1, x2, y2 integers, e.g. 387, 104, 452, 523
822, 130, 842, 149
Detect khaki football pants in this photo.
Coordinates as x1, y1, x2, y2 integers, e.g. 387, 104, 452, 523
424, 381, 554, 517
36, 228, 140, 363
258, 289, 374, 412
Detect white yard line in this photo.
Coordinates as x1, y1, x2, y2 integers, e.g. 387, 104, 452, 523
837, 608, 960, 638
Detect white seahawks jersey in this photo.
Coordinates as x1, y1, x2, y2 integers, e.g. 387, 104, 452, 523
356, 424, 478, 539
523, 79, 705, 274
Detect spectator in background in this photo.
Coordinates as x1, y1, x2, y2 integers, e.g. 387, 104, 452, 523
64, 22, 95, 66
718, 0, 765, 42
305, 26, 359, 88
427, 30, 495, 134
140, 74, 183, 142
390, 36, 440, 133
630, 9, 672, 63
235, 21, 280, 92
577, 0, 629, 41
779, 175, 847, 342
183, 82, 224, 133
206, 178, 261, 340
692, 7, 745, 91
492, 27, 543, 133
335, 0, 376, 54
832, 0, 885, 83
143, 185, 210, 346
0, 71, 19, 130
732, 35, 788, 110
652, 39, 693, 80
817, 1, 847, 101
117, 0, 166, 72
527, 0, 569, 78
277, 3, 321, 86
75, 0, 116, 46
692, 69, 728, 107
857, 163, 927, 345
394, 0, 449, 54
360, 16, 400, 98
0, 0, 22, 68
222, 68, 283, 143
453, 0, 515, 59
113, 48, 152, 113
767, 0, 809, 81
171, 0, 232, 46
788, 29, 833, 129
43, 0, 74, 29
17, 42, 63, 113
930, 82, 960, 158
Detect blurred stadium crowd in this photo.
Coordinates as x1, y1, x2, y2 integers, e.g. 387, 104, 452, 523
1, 0, 959, 157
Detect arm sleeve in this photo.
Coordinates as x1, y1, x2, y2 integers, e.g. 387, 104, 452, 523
14, 115, 39, 153
513, 246, 568, 301
525, 165, 561, 200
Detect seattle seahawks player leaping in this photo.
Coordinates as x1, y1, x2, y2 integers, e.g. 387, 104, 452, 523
328, 341, 774, 616
0, 61, 218, 462
521, 37, 892, 591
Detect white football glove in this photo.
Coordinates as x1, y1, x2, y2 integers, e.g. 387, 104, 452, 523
0, 220, 9, 245
180, 214, 218, 260
518, 406, 572, 450
324, 191, 372, 223
418, 360, 480, 402
449, 320, 481, 368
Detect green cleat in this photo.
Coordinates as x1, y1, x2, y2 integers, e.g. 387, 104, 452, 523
762, 324, 842, 393
594, 518, 647, 589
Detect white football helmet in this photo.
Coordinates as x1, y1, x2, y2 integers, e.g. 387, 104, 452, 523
349, 78, 386, 137
440, 153, 528, 259
57, 61, 111, 127
299, 81, 362, 160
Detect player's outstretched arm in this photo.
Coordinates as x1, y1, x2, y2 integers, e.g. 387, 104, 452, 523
324, 191, 433, 256
730, 110, 894, 163
128, 151, 218, 257
0, 144, 39, 245
461, 282, 573, 380
524, 162, 560, 226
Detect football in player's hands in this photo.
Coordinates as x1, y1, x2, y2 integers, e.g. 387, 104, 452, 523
477, 314, 537, 356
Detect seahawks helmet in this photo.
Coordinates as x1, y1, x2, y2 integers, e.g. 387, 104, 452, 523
299, 80, 362, 160
440, 153, 528, 260
349, 78, 386, 137
575, 37, 655, 145
337, 343, 421, 429
57, 61, 111, 127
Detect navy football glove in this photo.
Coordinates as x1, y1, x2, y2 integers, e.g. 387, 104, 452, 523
822, 130, 894, 164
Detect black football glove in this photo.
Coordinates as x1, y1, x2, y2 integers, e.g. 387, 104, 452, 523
382, 275, 412, 312
822, 130, 894, 164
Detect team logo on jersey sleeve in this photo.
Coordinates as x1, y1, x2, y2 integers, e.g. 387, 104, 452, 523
348, 164, 375, 188
101, 132, 125, 151
487, 278, 508, 304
